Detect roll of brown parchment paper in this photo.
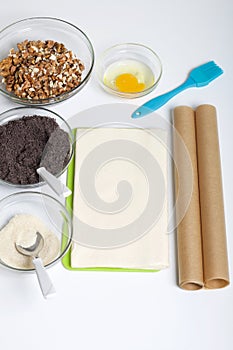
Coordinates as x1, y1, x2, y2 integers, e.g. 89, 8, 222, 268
195, 104, 229, 289
173, 106, 204, 290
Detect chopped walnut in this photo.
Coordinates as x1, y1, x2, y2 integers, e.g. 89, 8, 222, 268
0, 40, 85, 100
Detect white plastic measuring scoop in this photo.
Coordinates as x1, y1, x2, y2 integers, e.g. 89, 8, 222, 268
15, 232, 56, 299
37, 167, 71, 198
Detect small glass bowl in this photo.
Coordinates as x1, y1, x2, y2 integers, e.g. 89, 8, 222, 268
0, 106, 74, 188
96, 43, 162, 98
0, 191, 72, 272
0, 17, 94, 105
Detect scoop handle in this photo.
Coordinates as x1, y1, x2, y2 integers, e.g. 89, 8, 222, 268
33, 257, 56, 299
37, 167, 71, 198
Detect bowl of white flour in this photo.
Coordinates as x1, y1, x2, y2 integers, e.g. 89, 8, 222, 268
0, 191, 72, 272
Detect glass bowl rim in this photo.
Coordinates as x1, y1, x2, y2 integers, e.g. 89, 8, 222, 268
0, 105, 74, 188
96, 42, 163, 97
0, 190, 73, 272
0, 16, 95, 104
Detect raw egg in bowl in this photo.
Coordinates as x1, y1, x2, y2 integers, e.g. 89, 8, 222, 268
96, 43, 162, 98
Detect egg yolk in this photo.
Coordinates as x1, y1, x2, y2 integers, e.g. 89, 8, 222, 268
115, 73, 145, 93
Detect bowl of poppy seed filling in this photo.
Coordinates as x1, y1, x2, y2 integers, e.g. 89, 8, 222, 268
0, 107, 74, 187
0, 17, 94, 105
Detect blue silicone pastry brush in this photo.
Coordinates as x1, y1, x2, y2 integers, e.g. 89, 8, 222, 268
131, 61, 223, 118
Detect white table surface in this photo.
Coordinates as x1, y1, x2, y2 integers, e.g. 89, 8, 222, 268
0, 1, 233, 349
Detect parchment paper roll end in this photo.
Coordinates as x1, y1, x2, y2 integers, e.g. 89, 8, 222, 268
205, 278, 230, 290
196, 104, 216, 114
174, 105, 194, 113
180, 281, 204, 291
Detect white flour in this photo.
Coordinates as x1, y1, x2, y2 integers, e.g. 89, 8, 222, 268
0, 214, 60, 269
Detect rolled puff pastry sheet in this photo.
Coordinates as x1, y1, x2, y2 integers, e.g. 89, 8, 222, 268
71, 127, 169, 270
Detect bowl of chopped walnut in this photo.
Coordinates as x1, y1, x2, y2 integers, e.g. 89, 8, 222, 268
0, 17, 94, 105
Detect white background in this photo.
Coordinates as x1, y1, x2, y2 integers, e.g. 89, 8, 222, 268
0, 1, 233, 349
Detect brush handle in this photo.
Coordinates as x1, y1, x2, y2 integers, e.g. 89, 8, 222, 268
132, 77, 196, 118
33, 257, 56, 299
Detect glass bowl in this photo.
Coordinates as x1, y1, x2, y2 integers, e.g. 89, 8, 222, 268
0, 106, 74, 188
0, 191, 72, 272
0, 17, 94, 105
96, 43, 162, 98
